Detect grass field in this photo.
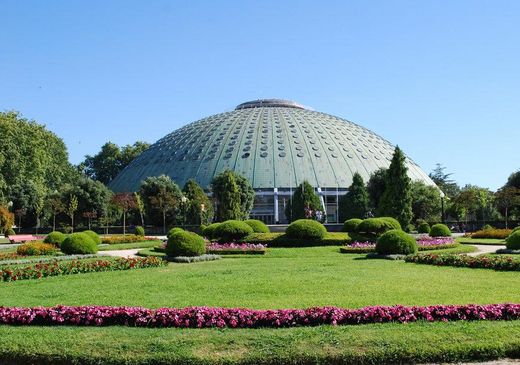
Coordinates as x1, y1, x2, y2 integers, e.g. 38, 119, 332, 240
0, 246, 519, 364
457, 237, 507, 245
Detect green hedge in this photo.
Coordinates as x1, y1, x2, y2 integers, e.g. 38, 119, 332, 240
244, 219, 270, 233
61, 233, 98, 255
357, 217, 401, 237
202, 223, 221, 239
506, 231, 520, 250
376, 230, 417, 255
286, 219, 327, 240
43, 231, 67, 247
342, 218, 363, 233
214, 220, 254, 241
418, 222, 431, 234
241, 232, 350, 247
82, 230, 101, 245
166, 231, 206, 257
430, 224, 452, 237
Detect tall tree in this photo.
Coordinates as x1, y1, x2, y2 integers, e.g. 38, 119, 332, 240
429, 164, 460, 198
506, 170, 520, 189
367, 168, 387, 213
235, 174, 255, 220
182, 179, 214, 225
66, 194, 78, 233
338, 173, 369, 221
111, 193, 136, 235
410, 181, 442, 222
285, 181, 323, 222
80, 141, 150, 184
211, 170, 242, 221
495, 186, 520, 228
134, 192, 145, 227
139, 175, 182, 231
379, 146, 413, 229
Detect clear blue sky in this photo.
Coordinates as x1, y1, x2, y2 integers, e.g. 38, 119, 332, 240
1, 1, 518, 190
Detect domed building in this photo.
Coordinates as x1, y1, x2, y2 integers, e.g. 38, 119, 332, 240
109, 99, 436, 223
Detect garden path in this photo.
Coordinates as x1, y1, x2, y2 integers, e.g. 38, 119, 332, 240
467, 244, 506, 257
101, 249, 140, 258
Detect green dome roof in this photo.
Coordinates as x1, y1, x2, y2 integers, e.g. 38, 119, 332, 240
109, 99, 436, 191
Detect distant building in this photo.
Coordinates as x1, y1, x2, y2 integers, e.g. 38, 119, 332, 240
110, 99, 435, 223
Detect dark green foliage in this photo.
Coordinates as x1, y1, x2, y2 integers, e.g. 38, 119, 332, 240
61, 233, 98, 254
418, 222, 431, 234
338, 173, 368, 221
411, 181, 442, 222
202, 223, 221, 239
376, 229, 417, 255
506, 170, 520, 189
367, 168, 387, 211
343, 218, 363, 233
429, 164, 460, 199
214, 220, 254, 241
243, 232, 349, 247
80, 141, 150, 185
43, 231, 67, 246
285, 219, 327, 240
182, 179, 214, 225
82, 230, 101, 245
167, 227, 184, 239
285, 181, 323, 222
430, 224, 452, 237
357, 217, 400, 237
235, 174, 255, 220
378, 146, 413, 229
135, 226, 145, 236
0, 206, 14, 234
244, 219, 269, 233
6, 228, 15, 236
211, 170, 243, 221
139, 175, 183, 230
506, 231, 520, 250
513, 226, 520, 234
166, 230, 206, 257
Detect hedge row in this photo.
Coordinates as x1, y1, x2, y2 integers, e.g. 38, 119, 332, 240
471, 228, 512, 240
0, 303, 519, 328
0, 257, 166, 282
241, 232, 350, 247
405, 253, 520, 271
340, 242, 460, 254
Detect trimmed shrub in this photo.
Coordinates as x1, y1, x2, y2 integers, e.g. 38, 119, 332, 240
357, 218, 398, 237
101, 235, 149, 244
214, 220, 254, 241
61, 233, 98, 255
242, 232, 349, 247
506, 231, 520, 250
16, 242, 57, 256
418, 222, 431, 234
285, 219, 327, 240
482, 224, 494, 230
167, 227, 184, 239
166, 231, 206, 257
135, 226, 145, 236
471, 229, 512, 240
202, 223, 221, 239
6, 228, 15, 236
513, 226, 520, 234
244, 219, 270, 233
43, 231, 67, 247
343, 218, 363, 233
430, 224, 452, 237
82, 230, 101, 245
379, 217, 402, 230
376, 229, 417, 255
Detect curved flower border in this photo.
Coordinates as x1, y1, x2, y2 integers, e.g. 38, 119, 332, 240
0, 303, 518, 328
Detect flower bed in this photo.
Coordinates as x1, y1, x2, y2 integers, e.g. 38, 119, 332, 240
206, 242, 266, 255
0, 303, 518, 328
101, 235, 158, 244
405, 253, 520, 271
341, 237, 457, 254
0, 257, 166, 282
0, 252, 22, 262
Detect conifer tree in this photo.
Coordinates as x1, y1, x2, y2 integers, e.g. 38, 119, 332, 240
285, 181, 323, 221
182, 179, 214, 225
211, 170, 242, 221
379, 146, 413, 229
339, 172, 369, 221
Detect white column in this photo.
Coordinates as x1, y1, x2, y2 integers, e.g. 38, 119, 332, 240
274, 187, 279, 223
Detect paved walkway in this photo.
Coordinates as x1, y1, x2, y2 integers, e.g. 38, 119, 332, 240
100, 249, 140, 258
467, 244, 505, 256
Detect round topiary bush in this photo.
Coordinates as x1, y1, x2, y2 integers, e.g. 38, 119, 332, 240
82, 230, 101, 245
214, 220, 254, 241
6, 228, 15, 236
512, 226, 520, 234
429, 224, 452, 237
167, 227, 184, 239
376, 229, 418, 255
506, 231, 520, 250
202, 223, 221, 239
43, 231, 67, 247
244, 219, 270, 233
135, 226, 145, 236
418, 222, 431, 234
357, 218, 398, 237
343, 218, 363, 233
285, 219, 327, 240
61, 233, 98, 254
166, 230, 206, 257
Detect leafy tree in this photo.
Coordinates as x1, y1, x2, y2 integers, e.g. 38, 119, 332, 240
338, 172, 368, 221
0, 111, 76, 207
7, 181, 40, 229
429, 163, 460, 198
235, 174, 255, 220
82, 211, 98, 230
0, 206, 14, 234
495, 186, 520, 228
80, 141, 150, 184
182, 179, 214, 225
379, 146, 413, 229
134, 192, 145, 227
506, 170, 520, 189
285, 181, 323, 222
211, 170, 242, 221
66, 194, 78, 232
139, 175, 182, 232
410, 181, 442, 222
111, 192, 136, 234
367, 168, 387, 213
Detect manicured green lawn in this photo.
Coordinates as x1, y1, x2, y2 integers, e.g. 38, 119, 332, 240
0, 246, 518, 308
457, 237, 506, 245
0, 246, 519, 364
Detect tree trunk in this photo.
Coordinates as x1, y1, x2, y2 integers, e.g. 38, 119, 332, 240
53, 213, 56, 231
505, 207, 509, 229
123, 211, 126, 235
140, 212, 144, 228
71, 215, 74, 233
163, 210, 166, 234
